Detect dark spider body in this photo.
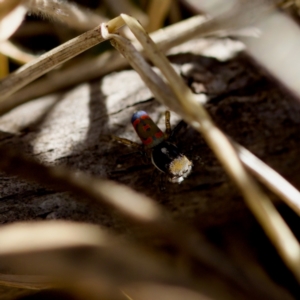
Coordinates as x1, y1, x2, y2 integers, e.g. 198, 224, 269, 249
151, 140, 192, 183
131, 111, 192, 183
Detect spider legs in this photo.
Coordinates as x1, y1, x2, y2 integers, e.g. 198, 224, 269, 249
164, 110, 171, 139
164, 110, 188, 142
109, 135, 143, 150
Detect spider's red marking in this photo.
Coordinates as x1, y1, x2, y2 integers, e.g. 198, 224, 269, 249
143, 136, 153, 145
155, 131, 163, 138
132, 118, 140, 128
143, 124, 151, 131
131, 110, 164, 148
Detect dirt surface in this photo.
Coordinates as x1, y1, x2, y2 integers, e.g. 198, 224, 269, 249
0, 38, 299, 299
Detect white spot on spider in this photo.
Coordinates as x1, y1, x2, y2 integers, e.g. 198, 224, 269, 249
161, 147, 168, 155
169, 176, 184, 184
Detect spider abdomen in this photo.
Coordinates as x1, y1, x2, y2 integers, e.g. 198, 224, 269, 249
131, 111, 164, 148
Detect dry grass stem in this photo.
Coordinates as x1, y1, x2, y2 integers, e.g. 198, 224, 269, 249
0, 0, 23, 20
0, 40, 36, 64
169, 1, 182, 24
0, 15, 210, 116
0, 19, 124, 102
0, 274, 53, 290
107, 16, 127, 32
0, 9, 263, 115
0, 221, 191, 291
26, 0, 107, 31
0, 53, 9, 79
102, 28, 181, 113
235, 142, 300, 216
0, 4, 27, 41
0, 51, 127, 116
102, 14, 300, 281
0, 147, 271, 298
146, 0, 172, 32
0, 1, 277, 110
0, 3, 298, 298
148, 14, 211, 52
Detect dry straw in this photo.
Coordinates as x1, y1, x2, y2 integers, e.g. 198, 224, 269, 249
100, 13, 300, 281
0, 0, 299, 298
